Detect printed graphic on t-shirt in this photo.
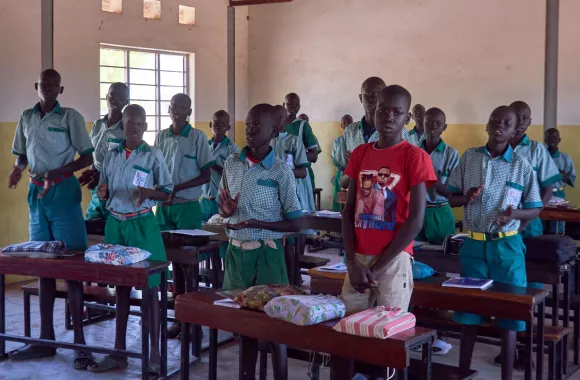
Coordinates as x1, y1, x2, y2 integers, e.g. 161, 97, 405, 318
355, 167, 400, 231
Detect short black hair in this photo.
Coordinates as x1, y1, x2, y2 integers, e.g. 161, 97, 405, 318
39, 69, 61, 83
171, 93, 192, 108
509, 100, 531, 114
361, 77, 386, 92
545, 127, 559, 136
123, 104, 146, 119
285, 92, 300, 101
213, 109, 229, 119
249, 103, 279, 126
379, 85, 412, 111
425, 107, 446, 122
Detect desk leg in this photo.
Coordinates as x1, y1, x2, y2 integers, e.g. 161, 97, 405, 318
185, 264, 202, 358
329, 356, 354, 380
422, 337, 433, 380
537, 303, 545, 380
268, 343, 288, 380
397, 368, 408, 380
160, 270, 168, 378
0, 273, 5, 358
211, 248, 221, 289
525, 313, 533, 380
180, 321, 191, 380
209, 328, 218, 380
563, 271, 571, 376
239, 336, 259, 380
552, 284, 559, 327
141, 287, 151, 380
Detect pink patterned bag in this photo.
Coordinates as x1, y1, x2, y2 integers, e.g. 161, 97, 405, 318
333, 306, 416, 339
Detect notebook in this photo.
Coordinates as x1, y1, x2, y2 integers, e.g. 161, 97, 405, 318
442, 277, 493, 290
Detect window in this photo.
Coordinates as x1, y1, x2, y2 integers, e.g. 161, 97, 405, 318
179, 5, 196, 25
102, 0, 122, 13
100, 46, 189, 145
143, 0, 162, 20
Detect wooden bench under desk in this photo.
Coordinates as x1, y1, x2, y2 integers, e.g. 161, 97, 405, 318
0, 254, 170, 380
175, 290, 437, 380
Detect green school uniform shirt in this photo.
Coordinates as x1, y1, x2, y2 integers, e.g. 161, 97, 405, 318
513, 135, 562, 190
12, 102, 94, 177
285, 119, 321, 153
446, 146, 543, 233
155, 123, 216, 201
420, 139, 459, 203
202, 136, 239, 200
270, 132, 310, 169
99, 141, 174, 214
89, 116, 125, 172
407, 127, 426, 147
547, 148, 576, 194
219, 147, 303, 242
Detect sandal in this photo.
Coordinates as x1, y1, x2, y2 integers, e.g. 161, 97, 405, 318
73, 350, 95, 370
167, 323, 181, 339
148, 362, 161, 380
9, 345, 57, 360
87, 355, 128, 373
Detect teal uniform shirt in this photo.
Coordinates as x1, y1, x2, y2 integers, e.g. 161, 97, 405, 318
12, 102, 95, 251
513, 135, 562, 237
201, 136, 239, 221
86, 116, 125, 220
407, 127, 426, 147
416, 139, 459, 244
286, 119, 320, 188
447, 146, 543, 331
271, 132, 316, 213
333, 117, 411, 171
219, 147, 303, 242
547, 148, 576, 198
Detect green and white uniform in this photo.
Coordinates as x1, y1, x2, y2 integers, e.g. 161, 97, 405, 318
407, 127, 426, 147
286, 119, 320, 189
546, 148, 576, 233
331, 135, 345, 211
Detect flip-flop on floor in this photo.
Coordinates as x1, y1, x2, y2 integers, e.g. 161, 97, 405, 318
87, 355, 128, 373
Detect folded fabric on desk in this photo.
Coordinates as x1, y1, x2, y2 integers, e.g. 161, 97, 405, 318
234, 284, 307, 311
264, 294, 346, 325
334, 306, 416, 339
2, 241, 68, 259
84, 244, 152, 266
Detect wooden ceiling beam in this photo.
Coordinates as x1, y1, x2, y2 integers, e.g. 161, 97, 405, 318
229, 0, 292, 6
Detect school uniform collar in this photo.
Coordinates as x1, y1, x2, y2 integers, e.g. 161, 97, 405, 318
209, 136, 231, 147
117, 140, 152, 154
420, 139, 446, 153
32, 102, 64, 115
167, 123, 192, 137
101, 115, 123, 130
547, 147, 561, 158
239, 147, 275, 169
517, 134, 531, 146
358, 116, 374, 131
477, 144, 513, 163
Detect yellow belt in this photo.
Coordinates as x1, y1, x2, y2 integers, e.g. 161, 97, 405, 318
426, 202, 448, 208
468, 230, 518, 241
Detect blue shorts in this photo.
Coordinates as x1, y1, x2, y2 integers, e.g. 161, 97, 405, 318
28, 176, 88, 251
85, 186, 110, 220
453, 234, 527, 331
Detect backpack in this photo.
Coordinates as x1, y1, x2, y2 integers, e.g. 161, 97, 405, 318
523, 235, 578, 263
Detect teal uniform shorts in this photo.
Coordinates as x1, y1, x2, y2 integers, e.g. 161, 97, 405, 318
85, 186, 110, 220
416, 204, 456, 245
28, 176, 88, 251
453, 234, 527, 331
200, 198, 219, 222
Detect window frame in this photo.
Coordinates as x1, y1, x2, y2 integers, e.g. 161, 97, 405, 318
99, 44, 190, 143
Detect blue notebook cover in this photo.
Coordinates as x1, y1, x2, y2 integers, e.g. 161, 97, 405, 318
442, 277, 493, 290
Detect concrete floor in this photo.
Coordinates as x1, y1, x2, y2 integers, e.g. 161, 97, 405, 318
0, 246, 579, 379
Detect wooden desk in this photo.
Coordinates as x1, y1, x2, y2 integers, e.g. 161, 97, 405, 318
308, 269, 550, 380
541, 207, 580, 222
302, 214, 342, 233
0, 254, 170, 380
175, 290, 436, 380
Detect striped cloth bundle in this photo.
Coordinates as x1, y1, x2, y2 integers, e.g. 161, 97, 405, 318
333, 306, 416, 339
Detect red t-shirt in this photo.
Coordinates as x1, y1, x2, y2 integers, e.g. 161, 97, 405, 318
344, 141, 436, 255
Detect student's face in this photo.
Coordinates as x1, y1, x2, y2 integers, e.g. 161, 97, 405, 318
107, 86, 129, 113
169, 97, 192, 125
211, 115, 230, 138
341, 115, 353, 130
374, 94, 411, 140
545, 130, 561, 149
245, 109, 277, 149
35, 75, 63, 103
412, 106, 425, 129
486, 109, 516, 145
284, 95, 301, 115
512, 106, 531, 140
377, 168, 390, 186
123, 113, 147, 141
360, 83, 385, 117
424, 113, 447, 140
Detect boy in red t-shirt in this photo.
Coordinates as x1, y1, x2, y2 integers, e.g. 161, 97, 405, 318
341, 85, 436, 313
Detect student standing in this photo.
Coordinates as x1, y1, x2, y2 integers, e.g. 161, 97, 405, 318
447, 106, 543, 380
544, 128, 576, 233
284, 93, 321, 189
407, 104, 426, 146
155, 93, 215, 338
91, 104, 172, 378
508, 101, 561, 238
8, 69, 94, 367
332, 114, 354, 211
416, 108, 459, 244
80, 82, 129, 220
340, 85, 436, 313
201, 110, 239, 222
218, 103, 303, 290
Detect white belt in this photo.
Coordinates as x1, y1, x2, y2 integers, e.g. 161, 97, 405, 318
231, 239, 277, 251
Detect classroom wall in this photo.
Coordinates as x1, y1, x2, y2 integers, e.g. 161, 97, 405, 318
247, 0, 580, 209
0, 0, 249, 283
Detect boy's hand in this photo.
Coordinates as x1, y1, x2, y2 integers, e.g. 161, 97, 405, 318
37, 178, 53, 199
496, 206, 514, 227
347, 258, 377, 294
137, 186, 154, 207
466, 185, 484, 203
162, 191, 175, 206
224, 219, 259, 230
97, 184, 108, 200
219, 189, 240, 218
78, 169, 95, 187
8, 166, 23, 189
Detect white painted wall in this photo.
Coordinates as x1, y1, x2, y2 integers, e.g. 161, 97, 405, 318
245, 0, 580, 124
